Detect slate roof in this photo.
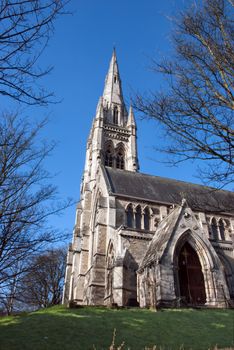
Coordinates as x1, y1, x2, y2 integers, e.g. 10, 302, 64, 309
104, 167, 234, 214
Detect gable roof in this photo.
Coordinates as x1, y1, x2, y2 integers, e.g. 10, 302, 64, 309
104, 167, 234, 214
138, 205, 182, 271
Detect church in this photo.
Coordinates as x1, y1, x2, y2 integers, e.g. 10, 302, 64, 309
63, 51, 234, 308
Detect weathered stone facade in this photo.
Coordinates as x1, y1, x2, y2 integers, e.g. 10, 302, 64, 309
63, 51, 234, 308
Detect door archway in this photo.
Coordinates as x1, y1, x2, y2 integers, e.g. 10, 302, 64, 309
177, 242, 206, 305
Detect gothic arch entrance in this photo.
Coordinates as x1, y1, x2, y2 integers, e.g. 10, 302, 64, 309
177, 242, 206, 305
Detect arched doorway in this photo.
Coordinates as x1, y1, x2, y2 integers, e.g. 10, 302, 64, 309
178, 242, 206, 305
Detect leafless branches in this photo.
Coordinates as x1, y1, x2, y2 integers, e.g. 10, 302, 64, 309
18, 248, 66, 309
0, 112, 72, 313
0, 1, 72, 314
135, 0, 234, 187
0, 0, 69, 105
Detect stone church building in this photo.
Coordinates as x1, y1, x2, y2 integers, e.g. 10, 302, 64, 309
63, 51, 234, 308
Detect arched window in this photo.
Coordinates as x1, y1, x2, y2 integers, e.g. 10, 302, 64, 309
219, 219, 225, 241
126, 204, 134, 228
135, 206, 141, 230
105, 143, 114, 167
113, 106, 118, 124
144, 207, 150, 231
116, 147, 125, 169
211, 218, 218, 240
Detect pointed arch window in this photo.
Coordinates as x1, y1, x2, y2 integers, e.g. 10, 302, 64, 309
135, 206, 141, 230
144, 207, 150, 231
116, 146, 125, 169
126, 204, 134, 228
211, 218, 218, 240
105, 143, 114, 167
219, 219, 225, 241
113, 106, 118, 125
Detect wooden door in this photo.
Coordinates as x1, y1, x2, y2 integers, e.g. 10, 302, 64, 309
178, 242, 206, 305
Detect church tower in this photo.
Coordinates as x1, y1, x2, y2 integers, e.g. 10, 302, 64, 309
63, 50, 234, 309
83, 49, 139, 189
63, 51, 139, 305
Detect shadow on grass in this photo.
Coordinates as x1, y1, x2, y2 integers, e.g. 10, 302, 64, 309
0, 306, 233, 350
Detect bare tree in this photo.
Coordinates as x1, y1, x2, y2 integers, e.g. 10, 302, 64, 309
17, 248, 66, 309
135, 0, 234, 187
0, 1, 72, 314
0, 112, 71, 313
0, 263, 21, 314
0, 0, 69, 105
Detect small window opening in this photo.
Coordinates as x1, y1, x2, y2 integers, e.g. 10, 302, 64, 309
211, 218, 218, 240
114, 75, 117, 83
126, 205, 134, 228
113, 106, 118, 124
219, 219, 225, 240
135, 206, 141, 230
144, 208, 150, 231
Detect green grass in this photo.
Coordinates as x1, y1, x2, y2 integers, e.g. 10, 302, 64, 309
0, 306, 233, 350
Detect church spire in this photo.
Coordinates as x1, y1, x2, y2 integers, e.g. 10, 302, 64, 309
86, 50, 139, 174
103, 49, 126, 107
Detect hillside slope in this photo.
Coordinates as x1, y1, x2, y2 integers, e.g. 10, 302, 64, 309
0, 306, 233, 350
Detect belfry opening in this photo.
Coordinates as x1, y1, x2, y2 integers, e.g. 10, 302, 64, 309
177, 242, 206, 305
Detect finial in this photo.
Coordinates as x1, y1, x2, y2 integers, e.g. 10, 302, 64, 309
129, 104, 133, 114
181, 198, 188, 207
112, 46, 116, 59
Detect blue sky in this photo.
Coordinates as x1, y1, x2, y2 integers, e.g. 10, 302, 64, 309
3, 0, 230, 236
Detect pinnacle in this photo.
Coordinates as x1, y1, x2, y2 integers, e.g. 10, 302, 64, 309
127, 105, 136, 126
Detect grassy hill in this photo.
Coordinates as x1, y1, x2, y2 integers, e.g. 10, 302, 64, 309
0, 306, 233, 350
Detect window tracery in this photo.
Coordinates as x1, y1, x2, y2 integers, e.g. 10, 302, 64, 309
104, 142, 114, 167
125, 204, 153, 231
116, 145, 125, 169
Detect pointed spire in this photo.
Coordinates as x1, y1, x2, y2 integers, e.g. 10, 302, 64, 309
127, 105, 136, 127
103, 49, 125, 106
